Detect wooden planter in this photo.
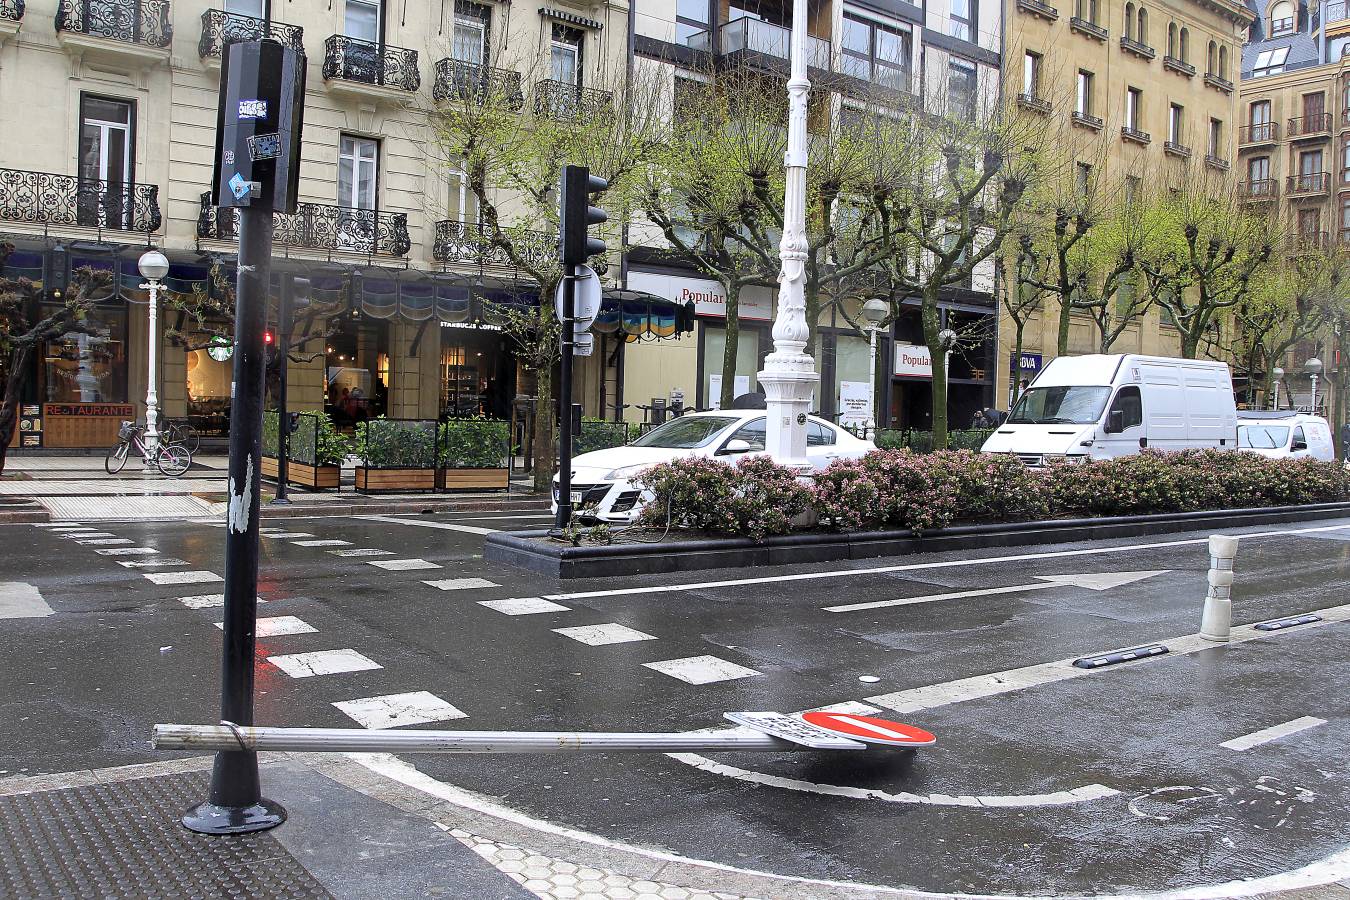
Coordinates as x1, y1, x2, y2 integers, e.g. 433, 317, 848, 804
261, 456, 340, 490
355, 466, 437, 493
438, 467, 509, 491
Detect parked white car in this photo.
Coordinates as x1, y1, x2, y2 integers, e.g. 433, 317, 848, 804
1237, 412, 1336, 461
551, 410, 875, 524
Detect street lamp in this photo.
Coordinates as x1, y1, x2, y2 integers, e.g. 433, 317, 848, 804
1271, 367, 1284, 411
1304, 357, 1324, 412
138, 248, 170, 473
861, 298, 888, 433
758, 0, 819, 471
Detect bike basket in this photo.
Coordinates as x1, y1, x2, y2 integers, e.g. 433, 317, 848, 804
117, 421, 138, 441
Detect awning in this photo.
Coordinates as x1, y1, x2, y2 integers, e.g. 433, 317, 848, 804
539, 7, 604, 30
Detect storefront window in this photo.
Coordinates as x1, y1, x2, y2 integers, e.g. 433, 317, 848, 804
185, 332, 234, 435
440, 324, 513, 419
41, 302, 127, 403
326, 318, 391, 426
699, 323, 761, 408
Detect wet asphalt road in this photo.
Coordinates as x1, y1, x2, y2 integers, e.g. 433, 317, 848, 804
2, 510, 1348, 896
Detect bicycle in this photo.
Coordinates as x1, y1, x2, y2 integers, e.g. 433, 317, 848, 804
105, 421, 193, 477
160, 419, 201, 454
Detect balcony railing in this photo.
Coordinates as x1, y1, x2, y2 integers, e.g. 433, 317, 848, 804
1239, 122, 1279, 144
198, 10, 303, 58
1205, 153, 1230, 170
1327, 1, 1350, 21
197, 193, 410, 256
0, 167, 160, 233
433, 59, 524, 108
1016, 92, 1052, 114
533, 79, 611, 119
1203, 73, 1233, 93
55, 0, 171, 48
1239, 179, 1278, 200
1071, 110, 1104, 130
1016, 0, 1059, 20
2, 0, 23, 22
720, 16, 831, 70
1120, 35, 1155, 58
1164, 140, 1192, 157
1288, 113, 1332, 138
1121, 125, 1151, 144
1069, 16, 1108, 39
432, 220, 556, 269
1287, 172, 1331, 195
1163, 55, 1195, 76
322, 35, 420, 92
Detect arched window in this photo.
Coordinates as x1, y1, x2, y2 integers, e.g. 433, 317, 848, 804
1219, 45, 1229, 78
1181, 27, 1190, 61
1139, 8, 1148, 41
1208, 40, 1217, 73
1125, 2, 1135, 38
1270, 0, 1294, 35
1168, 22, 1177, 56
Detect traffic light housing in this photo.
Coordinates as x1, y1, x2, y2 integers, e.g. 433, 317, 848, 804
559, 165, 608, 268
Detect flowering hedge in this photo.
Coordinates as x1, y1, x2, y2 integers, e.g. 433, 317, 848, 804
637, 449, 1350, 539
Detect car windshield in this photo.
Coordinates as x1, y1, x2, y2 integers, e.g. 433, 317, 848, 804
1238, 424, 1290, 449
629, 416, 739, 449
1009, 386, 1112, 425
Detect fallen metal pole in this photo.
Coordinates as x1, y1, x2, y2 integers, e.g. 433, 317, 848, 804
154, 724, 857, 754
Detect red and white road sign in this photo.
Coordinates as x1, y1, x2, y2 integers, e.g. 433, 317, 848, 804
798, 712, 936, 748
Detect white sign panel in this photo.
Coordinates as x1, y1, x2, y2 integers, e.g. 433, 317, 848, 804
837, 380, 872, 426
894, 344, 933, 378
708, 374, 751, 409
627, 271, 773, 321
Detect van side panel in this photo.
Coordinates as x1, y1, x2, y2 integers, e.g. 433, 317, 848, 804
1182, 368, 1229, 444
1138, 364, 1187, 445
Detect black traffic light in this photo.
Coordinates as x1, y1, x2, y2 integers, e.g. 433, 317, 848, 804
211, 39, 306, 214
559, 164, 608, 268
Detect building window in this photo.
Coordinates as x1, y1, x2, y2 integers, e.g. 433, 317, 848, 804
676, 0, 711, 48
447, 159, 479, 224
1250, 99, 1270, 126
1075, 0, 1097, 24
1252, 46, 1289, 76
1075, 161, 1092, 194
1208, 118, 1223, 155
1138, 7, 1148, 41
1343, 139, 1350, 181
78, 95, 135, 230
551, 24, 582, 86
841, 14, 912, 92
1168, 103, 1183, 142
1303, 91, 1326, 122
1179, 26, 1189, 61
1167, 22, 1176, 55
948, 60, 977, 120
1076, 69, 1094, 115
1269, 0, 1294, 35
1126, 87, 1142, 128
1297, 207, 1320, 237
451, 1, 490, 65
41, 300, 128, 404
1218, 45, 1228, 78
1248, 155, 1269, 182
1023, 50, 1041, 96
226, 0, 266, 16
950, 0, 974, 41
1341, 197, 1350, 235
1206, 40, 1217, 74
1125, 2, 1135, 38
338, 135, 378, 210
345, 0, 380, 41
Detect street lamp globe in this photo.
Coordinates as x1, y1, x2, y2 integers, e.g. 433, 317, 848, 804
1273, 366, 1284, 381
138, 248, 170, 282
938, 328, 958, 350
1303, 357, 1324, 377
862, 298, 888, 326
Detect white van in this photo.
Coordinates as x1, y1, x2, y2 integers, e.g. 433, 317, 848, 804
981, 354, 1238, 465
1237, 412, 1335, 461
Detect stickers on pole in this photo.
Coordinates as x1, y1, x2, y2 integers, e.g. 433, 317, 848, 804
724, 712, 865, 749
798, 712, 937, 748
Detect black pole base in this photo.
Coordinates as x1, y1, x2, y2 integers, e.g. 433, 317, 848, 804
268, 497, 292, 506
181, 797, 286, 835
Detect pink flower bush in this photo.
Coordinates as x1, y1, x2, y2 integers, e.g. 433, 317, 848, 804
635, 455, 811, 540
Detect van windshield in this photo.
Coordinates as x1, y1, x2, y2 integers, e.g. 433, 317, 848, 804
1238, 425, 1290, 449
1009, 386, 1112, 425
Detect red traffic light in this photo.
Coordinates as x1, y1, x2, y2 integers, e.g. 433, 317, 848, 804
264, 331, 275, 344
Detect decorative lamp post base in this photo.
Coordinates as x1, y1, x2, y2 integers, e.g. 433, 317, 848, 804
759, 355, 819, 473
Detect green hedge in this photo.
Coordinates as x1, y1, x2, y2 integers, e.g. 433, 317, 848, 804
438, 418, 509, 468
874, 429, 995, 453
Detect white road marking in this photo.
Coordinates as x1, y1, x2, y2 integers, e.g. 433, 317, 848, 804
823, 570, 1169, 614
117, 558, 189, 568
259, 531, 315, 539
334, 691, 468, 729
178, 594, 226, 609
73, 538, 133, 546
144, 571, 223, 586
267, 648, 382, 678
93, 547, 159, 556
450, 514, 555, 522
479, 597, 571, 616
290, 539, 353, 547
1221, 716, 1328, 751
643, 655, 762, 685
327, 548, 396, 558
367, 558, 442, 571
538, 522, 1350, 602
215, 615, 316, 637
353, 514, 498, 536
424, 577, 500, 591
0, 582, 54, 619
63, 532, 114, 539
553, 623, 657, 645
43, 525, 89, 531
865, 600, 1350, 715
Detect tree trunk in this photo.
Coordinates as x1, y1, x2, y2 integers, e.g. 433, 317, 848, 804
1179, 330, 1201, 359
0, 344, 34, 477
1056, 294, 1072, 357
720, 282, 740, 409
921, 290, 948, 449
532, 365, 555, 494
1010, 322, 1026, 409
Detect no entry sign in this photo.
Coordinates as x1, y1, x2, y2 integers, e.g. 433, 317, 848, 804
799, 712, 936, 748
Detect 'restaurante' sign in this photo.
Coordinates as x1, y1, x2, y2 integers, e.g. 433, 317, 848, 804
45, 403, 136, 417
627, 271, 773, 321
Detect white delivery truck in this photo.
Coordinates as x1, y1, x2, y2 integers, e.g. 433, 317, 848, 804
981, 354, 1238, 465
1236, 412, 1336, 461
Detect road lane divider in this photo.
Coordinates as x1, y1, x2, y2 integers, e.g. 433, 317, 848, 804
1220, 716, 1328, 751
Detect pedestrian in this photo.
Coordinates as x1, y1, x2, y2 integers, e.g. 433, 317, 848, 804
1341, 422, 1350, 462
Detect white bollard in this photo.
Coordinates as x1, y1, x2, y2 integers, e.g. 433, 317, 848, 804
1200, 534, 1239, 642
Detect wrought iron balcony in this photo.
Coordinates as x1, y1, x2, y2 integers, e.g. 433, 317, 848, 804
1, 0, 23, 22
1016, 92, 1051, 114
1287, 113, 1332, 139
533, 79, 611, 120
1286, 172, 1331, 196
1121, 125, 1151, 144
1069, 16, 1107, 40
199, 9, 303, 59
1071, 110, 1103, 130
432, 59, 524, 109
432, 220, 557, 269
1164, 140, 1192, 158
1204, 153, 1230, 170
55, 0, 171, 48
1239, 122, 1279, 144
1016, 0, 1059, 20
1239, 179, 1278, 201
1203, 73, 1233, 93
0, 167, 160, 233
197, 193, 410, 256
322, 35, 420, 92
1119, 35, 1155, 59
1163, 55, 1195, 76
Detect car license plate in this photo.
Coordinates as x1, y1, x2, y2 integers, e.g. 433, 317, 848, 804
570, 491, 584, 504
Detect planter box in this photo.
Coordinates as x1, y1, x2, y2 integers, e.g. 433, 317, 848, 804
438, 467, 509, 491
261, 455, 340, 490
261, 456, 280, 480
355, 467, 437, 493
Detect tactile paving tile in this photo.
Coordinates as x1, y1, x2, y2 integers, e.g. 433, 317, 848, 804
0, 772, 331, 899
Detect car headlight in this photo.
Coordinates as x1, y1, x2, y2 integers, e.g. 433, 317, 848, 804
1065, 454, 1088, 464
605, 463, 651, 481
1042, 453, 1066, 463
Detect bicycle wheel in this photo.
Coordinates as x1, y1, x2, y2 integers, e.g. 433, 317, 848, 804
179, 424, 201, 454
105, 441, 130, 474
156, 443, 192, 477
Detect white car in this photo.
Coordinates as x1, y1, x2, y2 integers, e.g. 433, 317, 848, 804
1237, 412, 1336, 461
552, 410, 875, 524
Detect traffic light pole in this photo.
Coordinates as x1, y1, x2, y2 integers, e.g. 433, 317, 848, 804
181, 203, 286, 836
555, 268, 575, 530
272, 275, 292, 505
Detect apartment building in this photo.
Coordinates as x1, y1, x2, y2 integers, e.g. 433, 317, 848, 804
626, 0, 1003, 431
996, 0, 1252, 406
0, 0, 678, 449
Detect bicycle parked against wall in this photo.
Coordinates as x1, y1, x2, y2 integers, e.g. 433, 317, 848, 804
160, 419, 201, 454
105, 421, 193, 477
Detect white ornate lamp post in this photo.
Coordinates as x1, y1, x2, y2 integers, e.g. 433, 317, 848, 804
759, 0, 819, 470
1304, 357, 1323, 412
861, 298, 888, 433
138, 249, 170, 472
1271, 366, 1284, 411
